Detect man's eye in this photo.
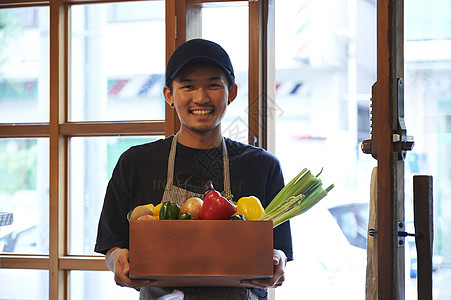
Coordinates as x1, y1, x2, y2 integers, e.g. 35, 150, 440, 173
209, 83, 221, 88
181, 85, 193, 89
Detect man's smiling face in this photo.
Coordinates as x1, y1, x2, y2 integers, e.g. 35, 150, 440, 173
168, 63, 237, 135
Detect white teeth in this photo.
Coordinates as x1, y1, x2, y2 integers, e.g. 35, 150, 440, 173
191, 109, 213, 115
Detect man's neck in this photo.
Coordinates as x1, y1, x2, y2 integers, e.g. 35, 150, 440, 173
177, 128, 223, 149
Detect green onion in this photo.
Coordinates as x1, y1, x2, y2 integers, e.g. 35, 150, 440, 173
263, 168, 308, 214
259, 168, 334, 228
260, 194, 304, 221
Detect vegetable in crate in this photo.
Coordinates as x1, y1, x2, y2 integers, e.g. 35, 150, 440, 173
179, 197, 203, 220
178, 212, 195, 220
235, 196, 265, 220
153, 203, 162, 219
137, 214, 158, 221
128, 205, 153, 221
259, 168, 334, 228
200, 180, 237, 220
159, 201, 181, 220
229, 214, 247, 220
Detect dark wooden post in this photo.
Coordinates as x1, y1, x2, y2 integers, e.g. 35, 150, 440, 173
413, 175, 434, 300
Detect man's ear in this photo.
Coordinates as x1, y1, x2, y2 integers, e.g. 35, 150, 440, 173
227, 84, 238, 105
163, 86, 174, 108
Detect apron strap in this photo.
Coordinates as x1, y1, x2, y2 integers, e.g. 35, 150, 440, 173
165, 134, 178, 189
164, 134, 231, 196
221, 137, 231, 197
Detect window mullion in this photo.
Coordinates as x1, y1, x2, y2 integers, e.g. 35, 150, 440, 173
49, 0, 69, 299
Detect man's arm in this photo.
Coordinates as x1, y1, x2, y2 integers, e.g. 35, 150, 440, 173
105, 247, 153, 289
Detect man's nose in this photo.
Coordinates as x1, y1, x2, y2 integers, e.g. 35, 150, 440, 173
193, 88, 210, 104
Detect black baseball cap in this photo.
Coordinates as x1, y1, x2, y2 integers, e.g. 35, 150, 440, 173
165, 39, 235, 87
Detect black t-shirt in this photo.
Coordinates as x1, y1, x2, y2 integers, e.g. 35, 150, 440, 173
94, 136, 293, 261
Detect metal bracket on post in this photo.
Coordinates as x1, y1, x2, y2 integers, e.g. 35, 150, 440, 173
397, 221, 424, 247
397, 222, 406, 247
394, 78, 414, 160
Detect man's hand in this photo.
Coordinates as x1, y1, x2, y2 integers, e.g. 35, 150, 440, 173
240, 249, 287, 289
105, 247, 154, 289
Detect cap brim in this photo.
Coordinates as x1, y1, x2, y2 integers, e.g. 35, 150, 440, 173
167, 56, 234, 82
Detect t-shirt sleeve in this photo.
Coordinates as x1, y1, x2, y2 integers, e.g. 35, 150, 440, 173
94, 155, 131, 255
265, 155, 294, 261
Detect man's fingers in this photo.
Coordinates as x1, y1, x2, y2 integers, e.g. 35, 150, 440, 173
273, 249, 287, 266
114, 274, 127, 287
115, 273, 153, 289
128, 279, 153, 289
240, 250, 287, 289
276, 275, 285, 285
122, 262, 129, 275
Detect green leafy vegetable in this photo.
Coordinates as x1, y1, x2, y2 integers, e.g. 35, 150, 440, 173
259, 168, 334, 228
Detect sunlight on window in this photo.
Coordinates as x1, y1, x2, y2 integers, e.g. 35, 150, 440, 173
0, 138, 49, 255
274, 0, 375, 298
69, 1, 166, 122
0, 7, 49, 122
0, 268, 48, 299
69, 136, 161, 255
187, 2, 249, 144
70, 271, 139, 300
404, 0, 451, 297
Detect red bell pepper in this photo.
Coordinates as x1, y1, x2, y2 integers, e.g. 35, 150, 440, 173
200, 182, 237, 220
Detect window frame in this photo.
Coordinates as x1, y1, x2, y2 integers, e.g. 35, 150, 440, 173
0, 0, 270, 298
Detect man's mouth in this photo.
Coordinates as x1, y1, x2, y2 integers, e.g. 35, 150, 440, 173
190, 109, 214, 116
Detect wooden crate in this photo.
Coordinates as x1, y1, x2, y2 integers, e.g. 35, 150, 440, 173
129, 220, 273, 287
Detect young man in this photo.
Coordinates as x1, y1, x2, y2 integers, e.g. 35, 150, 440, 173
95, 39, 293, 300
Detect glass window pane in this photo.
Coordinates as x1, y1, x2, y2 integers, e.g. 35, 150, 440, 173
405, 0, 451, 40
0, 7, 49, 123
69, 1, 166, 122
69, 136, 162, 255
186, 2, 249, 144
0, 138, 49, 254
70, 270, 139, 300
0, 269, 48, 299
405, 0, 451, 298
274, 0, 375, 298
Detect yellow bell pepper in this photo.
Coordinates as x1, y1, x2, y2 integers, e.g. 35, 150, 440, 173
152, 203, 162, 219
235, 196, 265, 220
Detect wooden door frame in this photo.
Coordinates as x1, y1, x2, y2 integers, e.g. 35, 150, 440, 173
376, 0, 406, 298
